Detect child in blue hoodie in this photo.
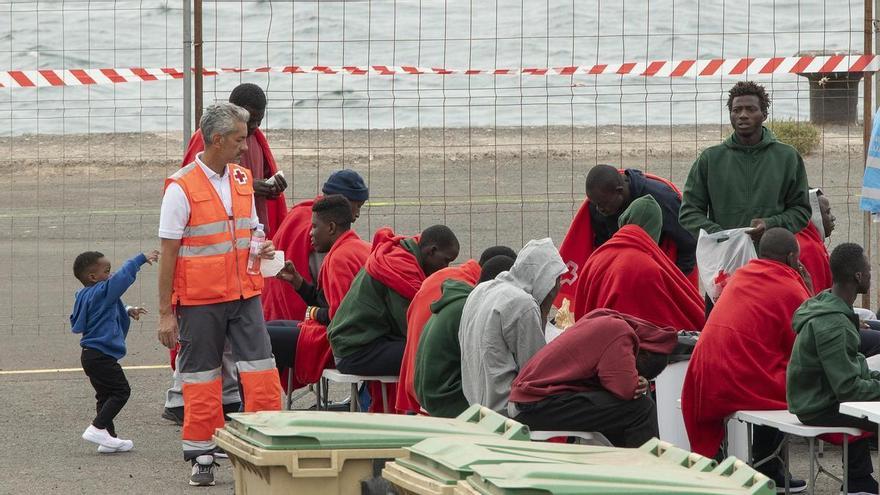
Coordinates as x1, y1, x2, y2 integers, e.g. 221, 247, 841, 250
71, 249, 158, 453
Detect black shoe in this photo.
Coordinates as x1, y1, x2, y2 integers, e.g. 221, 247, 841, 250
844, 475, 879, 495
308, 397, 352, 412
189, 455, 217, 486
162, 406, 184, 426
771, 475, 807, 494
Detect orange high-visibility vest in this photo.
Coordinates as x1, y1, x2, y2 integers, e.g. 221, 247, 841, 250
166, 162, 264, 306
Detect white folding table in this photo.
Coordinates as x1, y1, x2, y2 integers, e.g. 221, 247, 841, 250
839, 402, 880, 495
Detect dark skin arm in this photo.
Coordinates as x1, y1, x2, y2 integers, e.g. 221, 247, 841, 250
252, 175, 288, 199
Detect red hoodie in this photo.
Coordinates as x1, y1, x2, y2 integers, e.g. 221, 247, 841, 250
510, 309, 678, 404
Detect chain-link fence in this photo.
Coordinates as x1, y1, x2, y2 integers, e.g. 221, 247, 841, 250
0, 0, 873, 340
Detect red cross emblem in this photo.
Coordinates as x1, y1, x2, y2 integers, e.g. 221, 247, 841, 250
233, 168, 248, 185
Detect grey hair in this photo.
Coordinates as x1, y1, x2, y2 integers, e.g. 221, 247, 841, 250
200, 102, 249, 146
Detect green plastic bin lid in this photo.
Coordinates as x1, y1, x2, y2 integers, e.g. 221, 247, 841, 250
465, 461, 775, 495
223, 404, 529, 450
395, 437, 716, 486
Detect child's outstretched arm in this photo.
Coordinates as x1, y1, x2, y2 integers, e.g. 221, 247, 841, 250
106, 250, 159, 301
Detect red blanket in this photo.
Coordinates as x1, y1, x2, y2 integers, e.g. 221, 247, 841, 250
556, 171, 696, 307
293, 229, 371, 388
681, 259, 811, 457
182, 128, 287, 237
261, 198, 317, 323
365, 228, 425, 299
572, 224, 705, 331
797, 222, 832, 295
395, 260, 481, 414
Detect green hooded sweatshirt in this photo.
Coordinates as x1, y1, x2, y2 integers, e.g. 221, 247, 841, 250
787, 290, 880, 420
618, 195, 663, 244
413, 279, 473, 418
679, 127, 811, 238
328, 238, 420, 359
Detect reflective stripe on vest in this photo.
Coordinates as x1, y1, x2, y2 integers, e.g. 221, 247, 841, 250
178, 233, 251, 257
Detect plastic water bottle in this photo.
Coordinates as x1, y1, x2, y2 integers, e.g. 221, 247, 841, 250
247, 223, 265, 275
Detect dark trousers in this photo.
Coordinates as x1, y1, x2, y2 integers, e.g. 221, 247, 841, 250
266, 320, 301, 370
513, 390, 658, 448
81, 348, 131, 437
336, 337, 405, 376
751, 425, 786, 478
860, 328, 880, 358
704, 294, 715, 320
800, 409, 875, 479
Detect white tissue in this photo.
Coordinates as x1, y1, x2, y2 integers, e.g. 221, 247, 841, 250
545, 322, 564, 344
260, 250, 285, 277
265, 169, 284, 186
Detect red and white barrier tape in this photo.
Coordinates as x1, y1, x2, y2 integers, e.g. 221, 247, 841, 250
1, 54, 877, 88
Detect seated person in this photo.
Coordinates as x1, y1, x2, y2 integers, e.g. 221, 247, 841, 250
396, 246, 517, 414
459, 238, 566, 414
682, 228, 811, 491
509, 309, 678, 448
796, 188, 834, 294
268, 195, 371, 389
788, 243, 880, 495
414, 255, 516, 418
556, 164, 697, 305
262, 169, 369, 322
327, 225, 459, 411
572, 195, 705, 332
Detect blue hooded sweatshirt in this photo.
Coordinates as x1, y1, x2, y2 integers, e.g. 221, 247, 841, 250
70, 253, 147, 360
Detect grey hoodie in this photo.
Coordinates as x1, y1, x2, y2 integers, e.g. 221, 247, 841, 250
458, 238, 567, 414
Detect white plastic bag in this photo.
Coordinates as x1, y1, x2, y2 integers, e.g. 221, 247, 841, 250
697, 228, 757, 302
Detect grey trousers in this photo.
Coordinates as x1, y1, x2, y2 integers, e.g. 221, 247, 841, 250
177, 296, 278, 460
164, 342, 240, 409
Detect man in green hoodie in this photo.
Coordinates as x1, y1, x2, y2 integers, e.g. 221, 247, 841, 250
413, 255, 516, 418
788, 243, 879, 495
679, 81, 811, 243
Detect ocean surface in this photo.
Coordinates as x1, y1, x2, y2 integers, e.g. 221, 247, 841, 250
0, 0, 868, 135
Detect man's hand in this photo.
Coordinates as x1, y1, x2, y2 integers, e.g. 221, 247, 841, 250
272, 174, 288, 193
259, 240, 275, 259
127, 306, 148, 321
144, 250, 160, 265
634, 376, 649, 399
253, 179, 279, 198
158, 312, 179, 349
747, 218, 767, 242
276, 260, 304, 289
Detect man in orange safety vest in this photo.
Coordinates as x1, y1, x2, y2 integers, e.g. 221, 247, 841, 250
157, 102, 282, 487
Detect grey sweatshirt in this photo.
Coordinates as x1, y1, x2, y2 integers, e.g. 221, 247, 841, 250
458, 238, 567, 415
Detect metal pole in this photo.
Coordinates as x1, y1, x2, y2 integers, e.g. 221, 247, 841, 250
194, 0, 203, 128
864, 0, 874, 309
183, 0, 192, 146
873, 0, 880, 310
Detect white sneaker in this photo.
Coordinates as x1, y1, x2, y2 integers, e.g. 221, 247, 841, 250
81, 425, 127, 450
97, 439, 134, 453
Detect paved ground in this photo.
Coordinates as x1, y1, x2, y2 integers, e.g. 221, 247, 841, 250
0, 364, 869, 494
0, 125, 873, 493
